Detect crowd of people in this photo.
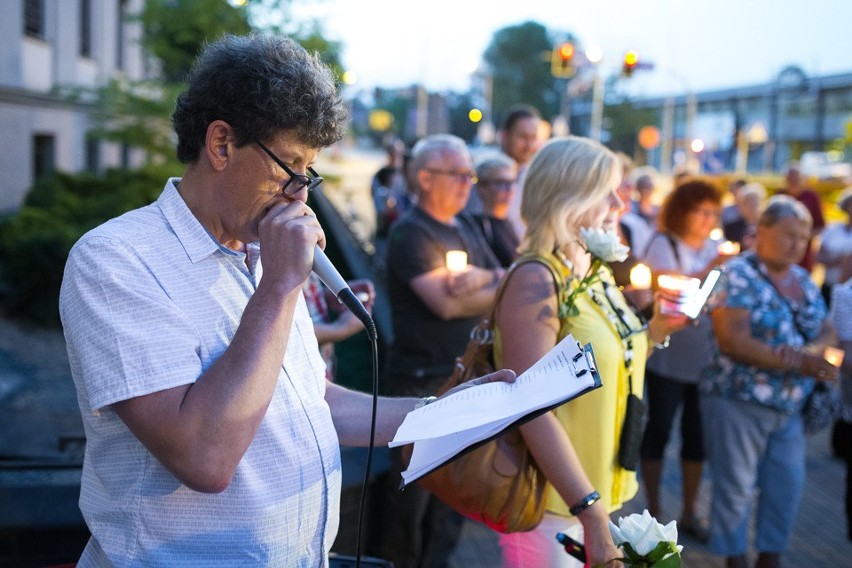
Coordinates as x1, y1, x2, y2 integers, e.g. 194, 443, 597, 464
368, 134, 850, 567
57, 32, 851, 568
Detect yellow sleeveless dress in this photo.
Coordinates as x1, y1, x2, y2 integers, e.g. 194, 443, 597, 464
494, 251, 649, 516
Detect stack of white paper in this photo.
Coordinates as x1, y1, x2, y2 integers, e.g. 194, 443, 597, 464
390, 334, 601, 486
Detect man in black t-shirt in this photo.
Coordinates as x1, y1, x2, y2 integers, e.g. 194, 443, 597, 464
380, 134, 504, 568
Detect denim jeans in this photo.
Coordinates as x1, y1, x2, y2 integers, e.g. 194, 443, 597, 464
700, 395, 806, 556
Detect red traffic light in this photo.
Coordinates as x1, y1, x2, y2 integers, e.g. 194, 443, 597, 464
558, 43, 575, 61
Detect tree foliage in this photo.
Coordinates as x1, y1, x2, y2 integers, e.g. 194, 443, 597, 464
483, 21, 561, 125
137, 0, 252, 83
604, 100, 659, 159
0, 1, 349, 325
0, 166, 174, 325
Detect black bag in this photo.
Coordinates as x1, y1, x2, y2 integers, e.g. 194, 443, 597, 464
617, 392, 647, 471
801, 381, 842, 435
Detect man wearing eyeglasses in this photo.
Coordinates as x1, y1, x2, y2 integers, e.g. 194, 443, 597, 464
380, 134, 505, 568
58, 34, 513, 567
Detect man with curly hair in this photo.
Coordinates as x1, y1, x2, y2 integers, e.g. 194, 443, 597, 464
59, 34, 510, 567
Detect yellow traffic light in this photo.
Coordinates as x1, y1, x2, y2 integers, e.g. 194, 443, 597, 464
623, 50, 639, 77
551, 42, 575, 78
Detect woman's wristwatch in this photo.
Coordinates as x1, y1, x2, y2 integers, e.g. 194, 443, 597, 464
569, 490, 601, 516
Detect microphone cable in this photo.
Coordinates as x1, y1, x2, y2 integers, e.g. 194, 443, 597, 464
354, 330, 379, 568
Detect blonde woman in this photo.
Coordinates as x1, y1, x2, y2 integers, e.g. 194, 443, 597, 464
494, 136, 687, 567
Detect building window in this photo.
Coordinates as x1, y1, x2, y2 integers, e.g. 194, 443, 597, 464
85, 137, 100, 173
33, 135, 55, 183
24, 0, 45, 38
80, 0, 92, 57
121, 143, 131, 168
116, 0, 127, 69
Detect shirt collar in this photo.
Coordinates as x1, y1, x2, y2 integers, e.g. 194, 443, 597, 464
157, 178, 223, 264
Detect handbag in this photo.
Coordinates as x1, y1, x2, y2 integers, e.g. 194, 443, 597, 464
410, 325, 548, 533
801, 380, 842, 435
401, 255, 566, 533
617, 391, 647, 471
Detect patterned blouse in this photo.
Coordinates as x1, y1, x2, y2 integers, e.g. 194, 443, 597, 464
701, 251, 827, 414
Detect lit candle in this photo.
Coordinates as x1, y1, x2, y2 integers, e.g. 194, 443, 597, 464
445, 250, 468, 272
629, 263, 652, 290
824, 346, 845, 368
717, 240, 741, 255
657, 274, 701, 292
657, 274, 701, 314
710, 228, 724, 241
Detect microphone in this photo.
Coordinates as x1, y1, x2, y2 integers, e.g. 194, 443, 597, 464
312, 245, 377, 341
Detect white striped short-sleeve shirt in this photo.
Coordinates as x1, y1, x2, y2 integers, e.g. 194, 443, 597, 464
60, 179, 341, 567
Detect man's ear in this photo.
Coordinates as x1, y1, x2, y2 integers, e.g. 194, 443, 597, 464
206, 120, 231, 170
415, 169, 431, 194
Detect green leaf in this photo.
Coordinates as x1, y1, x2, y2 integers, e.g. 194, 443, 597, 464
653, 554, 682, 568
645, 541, 678, 563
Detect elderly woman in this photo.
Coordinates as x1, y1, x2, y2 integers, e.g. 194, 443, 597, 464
702, 194, 839, 568
724, 182, 767, 251
817, 187, 852, 306
639, 179, 730, 541
466, 151, 520, 267
494, 136, 687, 567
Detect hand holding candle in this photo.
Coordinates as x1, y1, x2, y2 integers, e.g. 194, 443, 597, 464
824, 346, 845, 368
657, 274, 701, 315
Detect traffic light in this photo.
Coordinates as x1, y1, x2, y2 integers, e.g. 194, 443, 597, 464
622, 50, 639, 77
551, 42, 575, 78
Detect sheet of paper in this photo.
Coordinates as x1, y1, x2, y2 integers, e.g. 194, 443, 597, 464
391, 334, 602, 486
391, 334, 593, 446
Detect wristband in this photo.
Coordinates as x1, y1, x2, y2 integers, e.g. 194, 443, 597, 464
569, 490, 601, 516
653, 335, 671, 350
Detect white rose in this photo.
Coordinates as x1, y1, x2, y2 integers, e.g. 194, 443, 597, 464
580, 227, 630, 263
609, 509, 679, 556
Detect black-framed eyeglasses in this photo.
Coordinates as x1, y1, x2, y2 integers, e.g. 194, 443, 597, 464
424, 168, 478, 184
480, 179, 516, 191
255, 140, 323, 195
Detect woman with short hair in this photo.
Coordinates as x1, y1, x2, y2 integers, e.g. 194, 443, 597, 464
702, 194, 839, 568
